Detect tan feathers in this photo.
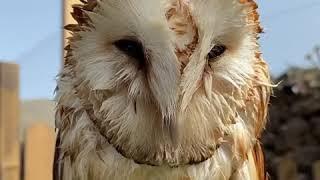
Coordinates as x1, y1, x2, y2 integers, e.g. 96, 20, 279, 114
55, 0, 271, 179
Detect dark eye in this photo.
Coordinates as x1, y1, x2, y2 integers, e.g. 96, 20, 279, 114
114, 39, 145, 61
208, 44, 226, 60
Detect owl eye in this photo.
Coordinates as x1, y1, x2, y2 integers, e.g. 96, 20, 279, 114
207, 44, 226, 61
114, 39, 145, 62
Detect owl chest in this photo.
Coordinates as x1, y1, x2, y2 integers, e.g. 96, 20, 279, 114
83, 147, 234, 180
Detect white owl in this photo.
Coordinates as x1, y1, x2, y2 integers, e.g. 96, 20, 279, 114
54, 0, 272, 179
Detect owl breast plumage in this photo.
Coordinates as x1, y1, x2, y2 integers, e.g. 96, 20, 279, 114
54, 0, 271, 179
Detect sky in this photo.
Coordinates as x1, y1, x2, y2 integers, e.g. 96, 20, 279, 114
0, 0, 319, 100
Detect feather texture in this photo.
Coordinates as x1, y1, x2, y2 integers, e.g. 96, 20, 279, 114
54, 0, 271, 179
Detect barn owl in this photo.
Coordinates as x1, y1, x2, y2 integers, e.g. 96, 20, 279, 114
54, 0, 271, 179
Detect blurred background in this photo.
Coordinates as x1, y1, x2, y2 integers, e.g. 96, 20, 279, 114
0, 0, 319, 179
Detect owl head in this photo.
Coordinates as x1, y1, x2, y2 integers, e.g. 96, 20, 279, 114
57, 0, 271, 169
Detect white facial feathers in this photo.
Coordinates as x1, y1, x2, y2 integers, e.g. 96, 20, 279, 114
56, 0, 270, 177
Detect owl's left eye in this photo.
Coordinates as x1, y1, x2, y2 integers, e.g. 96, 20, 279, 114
114, 39, 145, 62
207, 44, 227, 61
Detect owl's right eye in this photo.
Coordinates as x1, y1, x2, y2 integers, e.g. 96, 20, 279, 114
114, 39, 145, 62
207, 44, 227, 61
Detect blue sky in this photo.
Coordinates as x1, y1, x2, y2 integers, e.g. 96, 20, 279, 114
0, 0, 319, 100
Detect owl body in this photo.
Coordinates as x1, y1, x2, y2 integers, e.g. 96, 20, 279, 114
54, 0, 271, 179
56, 142, 259, 179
